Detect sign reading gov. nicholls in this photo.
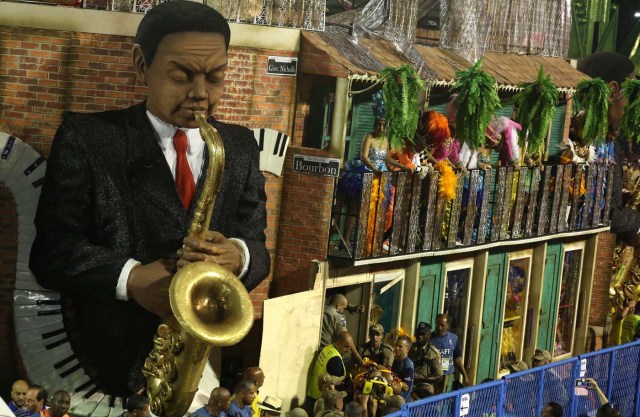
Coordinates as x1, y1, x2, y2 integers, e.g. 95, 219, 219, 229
267, 56, 298, 76
292, 154, 340, 177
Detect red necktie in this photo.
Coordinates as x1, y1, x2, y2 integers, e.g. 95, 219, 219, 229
173, 129, 196, 210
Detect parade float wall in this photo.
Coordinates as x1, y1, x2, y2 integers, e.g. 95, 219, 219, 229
0, 3, 300, 392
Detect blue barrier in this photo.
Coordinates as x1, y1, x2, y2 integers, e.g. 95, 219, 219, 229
392, 340, 640, 417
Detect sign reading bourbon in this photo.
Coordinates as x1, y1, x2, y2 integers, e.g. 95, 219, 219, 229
267, 56, 298, 76
293, 154, 340, 177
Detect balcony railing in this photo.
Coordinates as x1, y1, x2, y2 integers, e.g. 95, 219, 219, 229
328, 163, 612, 263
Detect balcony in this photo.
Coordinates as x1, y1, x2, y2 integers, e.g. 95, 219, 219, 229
328, 163, 612, 264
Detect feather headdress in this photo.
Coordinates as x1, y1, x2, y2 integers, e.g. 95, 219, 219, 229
419, 110, 451, 144
486, 117, 522, 163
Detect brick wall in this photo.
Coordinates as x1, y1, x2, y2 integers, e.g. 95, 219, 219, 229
0, 24, 297, 381
271, 147, 335, 296
590, 232, 616, 327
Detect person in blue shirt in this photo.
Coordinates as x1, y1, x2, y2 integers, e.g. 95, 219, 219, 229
25, 385, 47, 417
8, 380, 30, 417
430, 314, 469, 393
391, 335, 414, 403
228, 380, 257, 417
189, 388, 231, 417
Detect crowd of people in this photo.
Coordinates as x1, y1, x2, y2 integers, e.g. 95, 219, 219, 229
306, 295, 623, 417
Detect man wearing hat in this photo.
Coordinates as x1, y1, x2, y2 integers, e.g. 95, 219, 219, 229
358, 324, 393, 367
409, 322, 443, 389
317, 391, 346, 417
507, 360, 528, 374
530, 349, 551, 368
256, 396, 282, 417
313, 374, 345, 416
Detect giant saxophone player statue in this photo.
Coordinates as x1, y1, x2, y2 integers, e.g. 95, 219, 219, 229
30, 0, 269, 399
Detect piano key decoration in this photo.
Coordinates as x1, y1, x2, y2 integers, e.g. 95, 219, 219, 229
252, 127, 290, 176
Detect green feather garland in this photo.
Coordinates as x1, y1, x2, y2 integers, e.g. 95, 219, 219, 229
451, 59, 501, 150
378, 64, 426, 151
573, 78, 610, 145
622, 79, 640, 143
511, 66, 558, 152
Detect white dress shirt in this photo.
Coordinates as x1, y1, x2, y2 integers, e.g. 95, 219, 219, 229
115, 111, 250, 301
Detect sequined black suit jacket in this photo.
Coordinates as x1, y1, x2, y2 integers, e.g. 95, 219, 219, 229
29, 102, 269, 394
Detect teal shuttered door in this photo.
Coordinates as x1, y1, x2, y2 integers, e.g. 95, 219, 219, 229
348, 96, 377, 160
417, 261, 445, 327
537, 243, 563, 352
476, 252, 507, 382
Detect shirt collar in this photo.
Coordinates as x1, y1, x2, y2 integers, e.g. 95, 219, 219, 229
146, 110, 204, 155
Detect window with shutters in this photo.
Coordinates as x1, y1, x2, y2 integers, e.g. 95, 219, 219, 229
546, 104, 567, 161
347, 95, 377, 161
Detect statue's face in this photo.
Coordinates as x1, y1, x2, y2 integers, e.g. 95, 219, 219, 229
134, 31, 228, 129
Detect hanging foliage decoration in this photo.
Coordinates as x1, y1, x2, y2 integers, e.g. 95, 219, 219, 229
511, 66, 558, 151
622, 78, 640, 143
573, 78, 610, 145
451, 59, 501, 150
378, 64, 426, 151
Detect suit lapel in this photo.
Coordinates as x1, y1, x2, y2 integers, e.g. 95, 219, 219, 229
124, 104, 187, 228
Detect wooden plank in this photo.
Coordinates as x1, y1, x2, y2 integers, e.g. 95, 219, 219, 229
477, 169, 493, 244
491, 167, 507, 242
447, 173, 465, 247
592, 165, 605, 227
355, 172, 372, 260
537, 166, 552, 236
557, 165, 573, 233
511, 167, 528, 238
422, 171, 439, 251
581, 164, 595, 229
406, 174, 422, 253
525, 167, 541, 237
548, 165, 564, 234
569, 166, 583, 230
499, 168, 514, 240
463, 170, 479, 245
390, 172, 408, 255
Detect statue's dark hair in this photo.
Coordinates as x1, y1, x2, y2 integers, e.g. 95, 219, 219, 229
577, 52, 635, 85
135, 0, 230, 66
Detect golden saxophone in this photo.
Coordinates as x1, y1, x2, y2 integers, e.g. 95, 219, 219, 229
142, 113, 254, 417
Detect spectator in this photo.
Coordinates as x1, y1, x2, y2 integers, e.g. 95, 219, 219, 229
322, 295, 364, 365
507, 360, 528, 374
531, 349, 552, 368
189, 387, 230, 417
8, 380, 30, 417
286, 409, 308, 417
541, 402, 563, 417
409, 322, 443, 390
410, 383, 434, 401
380, 396, 404, 416
121, 395, 149, 417
256, 396, 282, 417
317, 391, 346, 417
308, 331, 353, 402
228, 380, 257, 417
391, 335, 414, 403
244, 367, 266, 417
25, 385, 48, 417
314, 374, 345, 416
431, 314, 469, 392
585, 378, 622, 417
344, 402, 362, 417
44, 391, 70, 417
619, 302, 640, 344
287, 409, 308, 417
359, 324, 393, 368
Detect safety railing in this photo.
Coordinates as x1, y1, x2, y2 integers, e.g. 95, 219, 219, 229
328, 163, 612, 263
385, 340, 640, 417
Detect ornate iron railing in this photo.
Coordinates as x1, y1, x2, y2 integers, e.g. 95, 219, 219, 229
329, 163, 612, 262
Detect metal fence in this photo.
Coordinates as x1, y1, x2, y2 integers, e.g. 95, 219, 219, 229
388, 340, 640, 417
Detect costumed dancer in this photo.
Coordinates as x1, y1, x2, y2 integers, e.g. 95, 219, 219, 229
338, 91, 410, 256
352, 360, 402, 417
